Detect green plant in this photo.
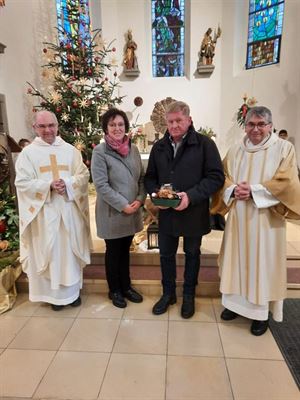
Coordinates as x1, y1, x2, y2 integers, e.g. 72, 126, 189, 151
0, 181, 19, 251
197, 126, 216, 139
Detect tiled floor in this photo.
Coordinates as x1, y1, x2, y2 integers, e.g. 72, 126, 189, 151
1, 293, 300, 400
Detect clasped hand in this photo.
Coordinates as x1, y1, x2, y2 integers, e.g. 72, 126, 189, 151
123, 200, 142, 215
234, 181, 251, 201
51, 179, 66, 195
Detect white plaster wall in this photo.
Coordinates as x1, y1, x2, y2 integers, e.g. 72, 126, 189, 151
0, 0, 57, 141
0, 0, 299, 161
100, 0, 223, 136
219, 0, 300, 158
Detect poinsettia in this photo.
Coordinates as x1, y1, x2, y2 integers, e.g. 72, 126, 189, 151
237, 94, 257, 127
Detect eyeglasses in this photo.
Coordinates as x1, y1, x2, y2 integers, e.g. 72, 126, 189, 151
108, 123, 125, 128
35, 123, 57, 129
245, 122, 270, 130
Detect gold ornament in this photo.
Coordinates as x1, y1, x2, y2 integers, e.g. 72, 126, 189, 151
61, 113, 70, 122
0, 240, 9, 251
150, 97, 177, 135
79, 98, 89, 108
74, 139, 86, 152
49, 90, 62, 105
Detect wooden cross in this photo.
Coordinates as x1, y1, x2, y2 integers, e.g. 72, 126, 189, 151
39, 154, 69, 180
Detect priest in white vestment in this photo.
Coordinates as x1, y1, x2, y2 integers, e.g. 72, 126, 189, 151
15, 111, 91, 311
211, 106, 300, 336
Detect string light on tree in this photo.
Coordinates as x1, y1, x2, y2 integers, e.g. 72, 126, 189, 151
27, 0, 123, 169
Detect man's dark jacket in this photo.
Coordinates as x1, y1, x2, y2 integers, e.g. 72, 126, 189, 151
144, 126, 225, 237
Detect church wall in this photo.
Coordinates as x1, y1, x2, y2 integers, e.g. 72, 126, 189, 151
100, 0, 223, 139
219, 0, 300, 158
0, 1, 35, 139
0, 0, 57, 141
0, 0, 299, 162
101, 0, 299, 159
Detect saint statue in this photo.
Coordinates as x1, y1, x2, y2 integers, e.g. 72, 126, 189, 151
123, 30, 138, 71
199, 26, 222, 66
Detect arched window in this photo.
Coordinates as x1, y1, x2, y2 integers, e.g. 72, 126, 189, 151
246, 0, 285, 69
151, 0, 185, 77
56, 0, 91, 47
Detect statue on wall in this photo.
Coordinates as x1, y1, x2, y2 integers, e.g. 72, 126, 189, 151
123, 29, 140, 77
197, 26, 222, 75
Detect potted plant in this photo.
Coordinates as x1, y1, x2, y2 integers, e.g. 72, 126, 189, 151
0, 145, 21, 314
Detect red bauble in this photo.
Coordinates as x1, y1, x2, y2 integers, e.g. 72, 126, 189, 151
27, 88, 32, 94
73, 101, 78, 108
0, 219, 7, 234
56, 107, 62, 113
112, 47, 116, 52
43, 48, 47, 53
87, 69, 92, 75
134, 97, 143, 107
91, 143, 96, 148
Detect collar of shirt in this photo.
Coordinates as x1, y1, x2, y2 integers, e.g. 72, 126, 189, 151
246, 133, 271, 149
168, 133, 187, 156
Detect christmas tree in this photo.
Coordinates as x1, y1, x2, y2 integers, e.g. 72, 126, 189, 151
27, 0, 122, 167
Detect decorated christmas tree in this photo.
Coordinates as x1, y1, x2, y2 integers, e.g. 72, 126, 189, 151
27, 0, 122, 167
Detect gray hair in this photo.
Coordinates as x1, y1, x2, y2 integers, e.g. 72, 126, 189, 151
166, 101, 190, 117
32, 110, 58, 126
245, 106, 272, 125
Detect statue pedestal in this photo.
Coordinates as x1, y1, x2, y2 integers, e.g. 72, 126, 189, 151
124, 68, 140, 77
197, 62, 215, 75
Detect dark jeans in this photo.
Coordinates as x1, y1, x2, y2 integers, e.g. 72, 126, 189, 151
104, 235, 134, 293
158, 232, 202, 296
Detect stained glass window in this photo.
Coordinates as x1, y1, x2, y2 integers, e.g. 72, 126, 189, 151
56, 0, 91, 48
246, 0, 285, 69
151, 0, 185, 77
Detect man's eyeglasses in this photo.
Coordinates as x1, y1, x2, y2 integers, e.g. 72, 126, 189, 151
35, 123, 57, 129
245, 122, 270, 130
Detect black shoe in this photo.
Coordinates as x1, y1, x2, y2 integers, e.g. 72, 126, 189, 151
220, 308, 238, 321
123, 287, 143, 303
152, 294, 177, 315
251, 319, 269, 336
51, 304, 64, 311
109, 291, 127, 308
70, 296, 82, 307
181, 295, 195, 319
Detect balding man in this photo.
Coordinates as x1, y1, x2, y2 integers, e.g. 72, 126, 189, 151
15, 111, 90, 310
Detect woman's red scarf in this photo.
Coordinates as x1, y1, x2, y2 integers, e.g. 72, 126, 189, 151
105, 134, 130, 157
